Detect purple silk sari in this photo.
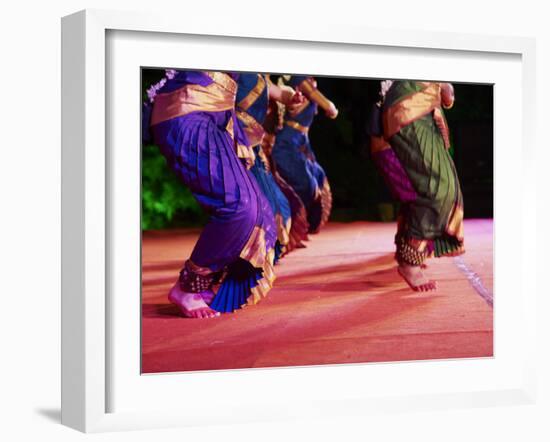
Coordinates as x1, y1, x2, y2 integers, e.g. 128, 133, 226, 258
150, 71, 277, 312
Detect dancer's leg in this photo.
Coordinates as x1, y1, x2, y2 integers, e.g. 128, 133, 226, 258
153, 113, 276, 317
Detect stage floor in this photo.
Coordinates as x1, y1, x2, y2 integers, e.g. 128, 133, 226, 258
142, 220, 493, 373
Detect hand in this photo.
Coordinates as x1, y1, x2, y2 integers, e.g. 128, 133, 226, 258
325, 102, 338, 119
285, 90, 306, 117
281, 86, 304, 106
290, 90, 305, 104
440, 82, 455, 109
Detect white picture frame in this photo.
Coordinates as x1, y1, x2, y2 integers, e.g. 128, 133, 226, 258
61, 9, 537, 433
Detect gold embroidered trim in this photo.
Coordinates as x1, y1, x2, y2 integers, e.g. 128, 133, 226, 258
320, 177, 332, 228
247, 248, 276, 306
235, 143, 256, 169
237, 227, 277, 307
446, 202, 464, 241
151, 72, 236, 126
237, 74, 266, 111
383, 82, 441, 140
285, 120, 309, 134
275, 213, 290, 246
227, 115, 255, 169
239, 225, 268, 268
205, 71, 238, 95
226, 114, 234, 138
236, 110, 265, 148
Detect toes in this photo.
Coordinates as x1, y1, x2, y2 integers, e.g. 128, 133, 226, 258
183, 307, 221, 319
191, 309, 204, 319
198, 308, 219, 318
416, 282, 437, 292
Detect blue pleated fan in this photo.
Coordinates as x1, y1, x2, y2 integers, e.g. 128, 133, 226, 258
210, 260, 264, 313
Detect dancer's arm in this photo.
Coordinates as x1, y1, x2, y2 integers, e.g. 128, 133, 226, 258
297, 78, 338, 119
266, 75, 304, 107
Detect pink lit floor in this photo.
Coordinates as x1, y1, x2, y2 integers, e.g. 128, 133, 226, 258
141, 220, 493, 373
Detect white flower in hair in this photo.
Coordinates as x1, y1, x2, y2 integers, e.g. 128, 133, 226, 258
380, 80, 393, 99
146, 85, 157, 103
146, 77, 167, 103
165, 69, 177, 80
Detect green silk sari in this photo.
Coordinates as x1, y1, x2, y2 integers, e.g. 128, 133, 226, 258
382, 81, 464, 260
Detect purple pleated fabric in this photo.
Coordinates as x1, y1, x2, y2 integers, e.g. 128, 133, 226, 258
371, 148, 417, 203
152, 110, 277, 273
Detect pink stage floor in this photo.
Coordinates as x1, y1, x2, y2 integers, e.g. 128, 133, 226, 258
141, 220, 493, 373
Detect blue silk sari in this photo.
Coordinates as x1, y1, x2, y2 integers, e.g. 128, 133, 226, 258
236, 73, 292, 262
271, 76, 332, 233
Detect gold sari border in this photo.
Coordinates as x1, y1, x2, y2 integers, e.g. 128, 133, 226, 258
151, 73, 236, 126
275, 213, 290, 246
205, 71, 238, 95
236, 110, 265, 148
235, 143, 256, 169
261, 133, 276, 156
320, 177, 332, 228
407, 237, 430, 253
237, 74, 266, 111
285, 120, 309, 134
445, 202, 464, 241
239, 225, 268, 268
383, 82, 441, 140
237, 226, 277, 307
247, 248, 276, 306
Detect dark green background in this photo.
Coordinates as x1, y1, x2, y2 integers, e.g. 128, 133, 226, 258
142, 70, 493, 230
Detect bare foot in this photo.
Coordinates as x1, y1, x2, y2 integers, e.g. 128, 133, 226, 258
168, 284, 220, 319
397, 264, 437, 292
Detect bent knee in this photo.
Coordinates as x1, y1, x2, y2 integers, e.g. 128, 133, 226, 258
219, 189, 259, 226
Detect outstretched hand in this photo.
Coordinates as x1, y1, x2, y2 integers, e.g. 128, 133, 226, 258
285, 88, 306, 115
281, 86, 304, 106
440, 82, 455, 109
325, 102, 338, 119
